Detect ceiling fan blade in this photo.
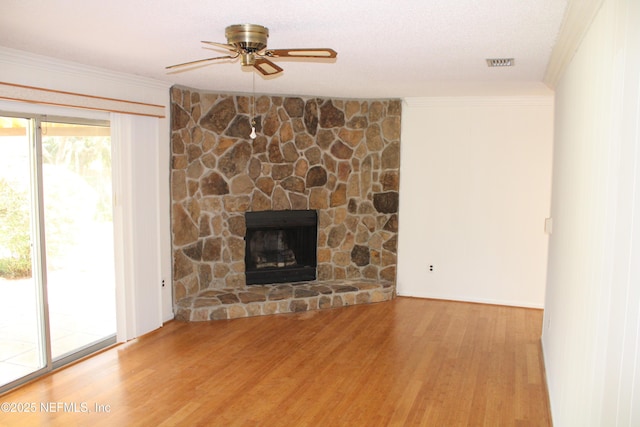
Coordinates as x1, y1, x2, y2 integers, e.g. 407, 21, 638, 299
165, 54, 237, 70
265, 48, 337, 59
201, 40, 238, 52
253, 57, 284, 76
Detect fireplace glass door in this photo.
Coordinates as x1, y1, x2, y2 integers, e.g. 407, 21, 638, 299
245, 210, 317, 285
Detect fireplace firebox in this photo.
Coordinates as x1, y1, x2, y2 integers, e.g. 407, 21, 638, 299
244, 210, 317, 285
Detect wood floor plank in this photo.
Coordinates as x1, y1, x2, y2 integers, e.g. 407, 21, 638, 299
0, 297, 552, 426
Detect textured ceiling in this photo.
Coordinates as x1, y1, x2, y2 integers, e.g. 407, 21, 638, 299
0, 0, 568, 98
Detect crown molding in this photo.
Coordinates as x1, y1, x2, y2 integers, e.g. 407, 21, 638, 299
543, 0, 605, 88
0, 46, 172, 92
403, 96, 553, 108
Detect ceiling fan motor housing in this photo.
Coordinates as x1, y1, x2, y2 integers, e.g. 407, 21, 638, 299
225, 24, 269, 52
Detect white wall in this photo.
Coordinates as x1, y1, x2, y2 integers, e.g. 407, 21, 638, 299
398, 97, 554, 308
0, 47, 174, 333
542, 0, 640, 425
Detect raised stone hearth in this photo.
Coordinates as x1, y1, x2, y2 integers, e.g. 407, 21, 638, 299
175, 279, 393, 321
171, 87, 401, 321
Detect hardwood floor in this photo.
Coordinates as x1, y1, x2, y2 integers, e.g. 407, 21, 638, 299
0, 297, 551, 426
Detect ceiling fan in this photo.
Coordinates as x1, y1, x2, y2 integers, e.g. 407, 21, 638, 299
166, 24, 337, 76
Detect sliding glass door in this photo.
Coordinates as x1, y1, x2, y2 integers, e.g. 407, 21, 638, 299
0, 117, 45, 387
41, 120, 116, 362
0, 115, 116, 392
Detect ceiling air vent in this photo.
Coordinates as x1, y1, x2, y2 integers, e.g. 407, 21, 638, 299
486, 58, 514, 67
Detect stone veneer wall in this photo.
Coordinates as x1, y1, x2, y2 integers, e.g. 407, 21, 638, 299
170, 86, 401, 315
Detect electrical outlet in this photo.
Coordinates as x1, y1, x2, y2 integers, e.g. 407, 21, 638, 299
429, 265, 434, 272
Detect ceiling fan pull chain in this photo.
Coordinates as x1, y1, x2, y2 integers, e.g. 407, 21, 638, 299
250, 72, 257, 140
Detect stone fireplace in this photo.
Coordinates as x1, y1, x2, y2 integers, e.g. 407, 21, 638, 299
170, 87, 401, 321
